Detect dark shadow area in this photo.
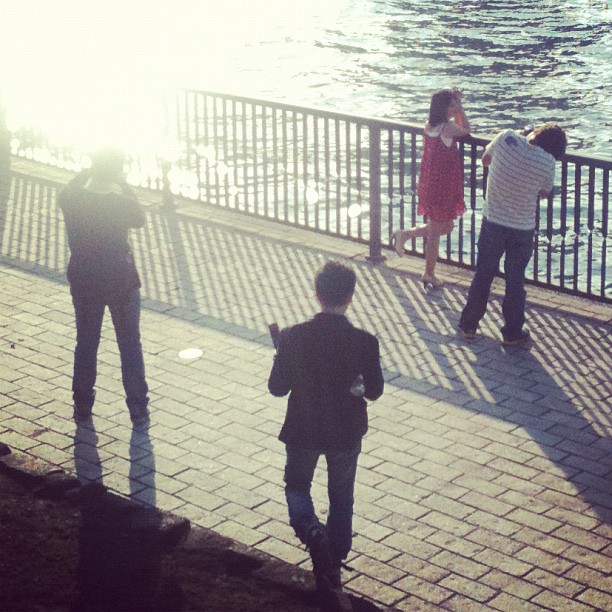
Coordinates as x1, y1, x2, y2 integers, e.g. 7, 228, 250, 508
73, 482, 189, 612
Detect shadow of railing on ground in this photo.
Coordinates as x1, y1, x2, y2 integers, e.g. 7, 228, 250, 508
2, 169, 611, 532
383, 279, 612, 526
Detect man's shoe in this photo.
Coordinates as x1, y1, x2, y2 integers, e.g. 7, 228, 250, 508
502, 329, 531, 346
459, 327, 477, 341
306, 523, 333, 576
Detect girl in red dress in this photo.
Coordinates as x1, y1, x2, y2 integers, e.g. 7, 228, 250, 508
393, 88, 470, 288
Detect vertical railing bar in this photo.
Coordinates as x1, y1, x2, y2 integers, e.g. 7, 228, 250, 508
573, 164, 582, 293
345, 121, 352, 237
600, 169, 609, 298
386, 129, 394, 247
546, 187, 554, 286
386, 129, 394, 250
222, 98, 230, 207
293, 111, 299, 225
369, 123, 382, 261
559, 160, 568, 291
272, 108, 279, 220
231, 99, 239, 210
335, 119, 341, 235
252, 103, 259, 214
282, 109, 289, 221
203, 94, 211, 205
587, 165, 596, 295
212, 95, 220, 205
398, 129, 406, 244
242, 100, 248, 213
313, 115, 320, 231
466, 141, 479, 265
356, 123, 363, 239
410, 132, 418, 252
324, 117, 331, 232
262, 106, 269, 217
303, 113, 309, 228
533, 196, 541, 283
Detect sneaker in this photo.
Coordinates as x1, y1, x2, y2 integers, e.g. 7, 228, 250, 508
459, 327, 477, 341
502, 330, 531, 346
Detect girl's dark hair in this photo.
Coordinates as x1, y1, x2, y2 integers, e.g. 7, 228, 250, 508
428, 89, 456, 127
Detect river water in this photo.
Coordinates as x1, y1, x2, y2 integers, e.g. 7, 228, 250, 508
194, 0, 612, 156
2, 0, 611, 156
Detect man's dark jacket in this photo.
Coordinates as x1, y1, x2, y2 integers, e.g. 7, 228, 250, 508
58, 172, 145, 300
268, 312, 384, 451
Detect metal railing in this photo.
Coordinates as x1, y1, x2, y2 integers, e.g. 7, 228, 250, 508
173, 89, 610, 302
5, 90, 611, 302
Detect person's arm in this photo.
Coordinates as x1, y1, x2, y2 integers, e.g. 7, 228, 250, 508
452, 89, 470, 133
58, 169, 90, 202
268, 330, 292, 397
117, 180, 146, 228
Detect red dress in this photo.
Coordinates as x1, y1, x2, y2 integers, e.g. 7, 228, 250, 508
417, 124, 466, 222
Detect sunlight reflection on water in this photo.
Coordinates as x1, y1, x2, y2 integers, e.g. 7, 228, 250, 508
1, 0, 610, 156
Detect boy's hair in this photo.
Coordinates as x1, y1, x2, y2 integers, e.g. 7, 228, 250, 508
90, 147, 125, 181
428, 89, 456, 127
315, 261, 356, 308
529, 123, 567, 160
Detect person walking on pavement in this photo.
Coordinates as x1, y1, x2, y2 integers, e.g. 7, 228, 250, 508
268, 260, 384, 610
392, 87, 471, 288
459, 123, 567, 346
58, 148, 150, 427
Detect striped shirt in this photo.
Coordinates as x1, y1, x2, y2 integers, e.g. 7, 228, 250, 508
483, 129, 556, 230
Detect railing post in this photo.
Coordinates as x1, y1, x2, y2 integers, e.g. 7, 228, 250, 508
368, 124, 384, 263
0, 106, 10, 205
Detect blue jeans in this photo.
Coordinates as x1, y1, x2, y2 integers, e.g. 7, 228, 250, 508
72, 288, 148, 416
460, 218, 534, 339
284, 443, 361, 564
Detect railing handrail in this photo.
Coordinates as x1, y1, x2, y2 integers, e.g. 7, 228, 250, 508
179, 88, 612, 167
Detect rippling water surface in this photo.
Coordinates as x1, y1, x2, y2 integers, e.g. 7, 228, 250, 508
2, 0, 611, 155
198, 0, 612, 156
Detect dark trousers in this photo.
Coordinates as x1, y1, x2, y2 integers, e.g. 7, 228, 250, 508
460, 218, 534, 339
72, 288, 148, 416
284, 443, 360, 564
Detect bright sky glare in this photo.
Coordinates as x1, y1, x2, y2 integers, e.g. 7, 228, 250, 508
1, 0, 347, 155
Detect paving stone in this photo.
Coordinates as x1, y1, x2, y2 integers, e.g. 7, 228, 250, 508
2, 168, 611, 610
392, 574, 453, 605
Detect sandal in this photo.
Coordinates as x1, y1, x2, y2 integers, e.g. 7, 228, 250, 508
392, 230, 406, 257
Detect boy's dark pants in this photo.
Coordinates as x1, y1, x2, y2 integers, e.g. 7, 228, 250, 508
284, 443, 361, 565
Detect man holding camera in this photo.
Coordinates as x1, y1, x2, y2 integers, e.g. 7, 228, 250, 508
58, 148, 149, 426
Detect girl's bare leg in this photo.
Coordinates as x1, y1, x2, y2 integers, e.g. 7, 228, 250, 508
393, 225, 428, 256
423, 221, 454, 286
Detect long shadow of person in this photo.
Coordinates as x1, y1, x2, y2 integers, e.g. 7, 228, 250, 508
72, 423, 190, 611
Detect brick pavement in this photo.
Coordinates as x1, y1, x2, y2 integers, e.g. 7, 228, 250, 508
1, 159, 611, 610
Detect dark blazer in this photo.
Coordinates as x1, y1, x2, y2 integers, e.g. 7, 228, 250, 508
268, 312, 384, 451
58, 172, 145, 300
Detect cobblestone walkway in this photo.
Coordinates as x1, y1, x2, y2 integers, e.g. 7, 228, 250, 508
1, 159, 611, 610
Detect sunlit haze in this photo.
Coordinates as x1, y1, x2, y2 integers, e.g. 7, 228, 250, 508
1, 0, 348, 155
